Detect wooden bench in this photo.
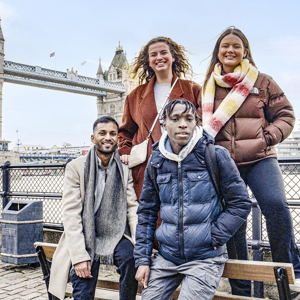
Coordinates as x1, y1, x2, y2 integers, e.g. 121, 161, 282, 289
34, 242, 296, 300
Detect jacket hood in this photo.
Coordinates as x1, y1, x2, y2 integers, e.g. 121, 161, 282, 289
151, 127, 214, 166
159, 126, 202, 162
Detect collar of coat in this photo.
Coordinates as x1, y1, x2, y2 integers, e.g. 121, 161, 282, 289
158, 126, 203, 162
150, 128, 214, 168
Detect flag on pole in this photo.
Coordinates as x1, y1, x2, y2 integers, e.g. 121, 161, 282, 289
81, 61, 86, 66
50, 52, 55, 57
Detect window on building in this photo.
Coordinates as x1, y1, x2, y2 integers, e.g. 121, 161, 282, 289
110, 104, 116, 113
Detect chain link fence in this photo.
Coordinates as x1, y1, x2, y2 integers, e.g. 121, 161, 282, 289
1, 158, 300, 245
0, 160, 70, 228
245, 159, 300, 244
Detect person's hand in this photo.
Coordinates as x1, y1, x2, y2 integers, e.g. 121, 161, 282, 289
135, 265, 150, 288
120, 154, 130, 165
74, 261, 92, 278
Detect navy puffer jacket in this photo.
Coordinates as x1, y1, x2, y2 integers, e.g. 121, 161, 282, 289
134, 131, 251, 267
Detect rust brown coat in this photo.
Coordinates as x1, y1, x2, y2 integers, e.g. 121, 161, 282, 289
118, 73, 202, 199
200, 73, 295, 165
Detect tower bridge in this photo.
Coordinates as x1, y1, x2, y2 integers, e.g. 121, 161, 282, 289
0, 20, 138, 153
3, 60, 126, 96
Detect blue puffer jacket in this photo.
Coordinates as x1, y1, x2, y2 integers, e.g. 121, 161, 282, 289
134, 130, 251, 267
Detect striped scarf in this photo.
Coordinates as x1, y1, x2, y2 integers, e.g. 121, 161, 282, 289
202, 59, 258, 137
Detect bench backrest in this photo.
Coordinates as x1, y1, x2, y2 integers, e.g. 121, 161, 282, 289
34, 242, 295, 300
34, 242, 295, 284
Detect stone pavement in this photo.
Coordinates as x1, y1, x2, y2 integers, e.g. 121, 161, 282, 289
0, 257, 49, 300
0, 254, 137, 300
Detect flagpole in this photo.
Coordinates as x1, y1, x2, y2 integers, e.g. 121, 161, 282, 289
81, 60, 87, 79
50, 52, 56, 74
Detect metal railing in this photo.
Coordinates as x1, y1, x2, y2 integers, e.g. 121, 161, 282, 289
246, 158, 300, 245
0, 159, 71, 230
0, 157, 299, 240
0, 157, 299, 297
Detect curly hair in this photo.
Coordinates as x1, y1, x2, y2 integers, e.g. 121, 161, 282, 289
130, 37, 193, 85
203, 26, 256, 93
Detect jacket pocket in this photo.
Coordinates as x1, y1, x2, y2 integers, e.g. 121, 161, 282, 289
186, 171, 211, 203
157, 173, 173, 204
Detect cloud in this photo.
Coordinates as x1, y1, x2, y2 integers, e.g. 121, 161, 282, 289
0, 2, 18, 22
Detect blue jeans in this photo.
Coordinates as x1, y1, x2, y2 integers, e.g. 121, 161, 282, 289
228, 158, 300, 296
70, 237, 138, 300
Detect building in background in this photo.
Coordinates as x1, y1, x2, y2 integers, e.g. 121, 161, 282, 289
96, 43, 138, 125
13, 144, 46, 153
276, 120, 300, 158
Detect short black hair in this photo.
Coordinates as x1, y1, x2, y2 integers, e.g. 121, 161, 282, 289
161, 99, 200, 123
93, 116, 119, 131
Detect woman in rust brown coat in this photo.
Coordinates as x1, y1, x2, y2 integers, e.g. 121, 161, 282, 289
118, 37, 201, 200
201, 27, 300, 296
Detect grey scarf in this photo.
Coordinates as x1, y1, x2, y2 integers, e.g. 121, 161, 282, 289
82, 146, 126, 264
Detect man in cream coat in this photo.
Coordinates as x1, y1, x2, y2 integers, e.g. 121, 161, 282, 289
49, 116, 139, 300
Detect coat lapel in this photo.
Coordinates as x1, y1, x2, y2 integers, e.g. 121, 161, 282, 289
138, 76, 160, 142
169, 74, 184, 101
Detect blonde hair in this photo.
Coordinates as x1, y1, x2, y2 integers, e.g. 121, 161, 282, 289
130, 37, 193, 85
203, 27, 256, 93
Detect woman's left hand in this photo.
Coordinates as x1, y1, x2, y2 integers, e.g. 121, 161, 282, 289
120, 154, 129, 165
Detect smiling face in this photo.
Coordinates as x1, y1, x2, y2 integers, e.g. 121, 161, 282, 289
163, 103, 197, 154
218, 33, 247, 73
91, 122, 118, 157
148, 42, 175, 76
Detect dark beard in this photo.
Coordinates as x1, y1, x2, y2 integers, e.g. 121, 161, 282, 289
96, 143, 117, 155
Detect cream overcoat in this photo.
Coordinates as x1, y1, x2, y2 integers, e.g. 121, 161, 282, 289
48, 155, 138, 299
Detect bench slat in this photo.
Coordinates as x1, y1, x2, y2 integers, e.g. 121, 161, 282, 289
222, 259, 295, 284
96, 280, 141, 294
213, 292, 261, 300
34, 242, 57, 259
34, 242, 295, 300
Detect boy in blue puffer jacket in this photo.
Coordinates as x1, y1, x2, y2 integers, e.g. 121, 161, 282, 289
134, 99, 252, 300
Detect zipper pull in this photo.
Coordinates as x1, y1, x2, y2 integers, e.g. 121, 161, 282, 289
178, 161, 181, 168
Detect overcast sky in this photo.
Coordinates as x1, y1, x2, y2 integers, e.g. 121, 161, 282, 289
0, 0, 299, 148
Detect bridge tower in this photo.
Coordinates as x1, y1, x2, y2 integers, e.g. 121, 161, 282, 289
0, 19, 4, 141
0, 20, 11, 152
96, 43, 138, 124
96, 58, 106, 121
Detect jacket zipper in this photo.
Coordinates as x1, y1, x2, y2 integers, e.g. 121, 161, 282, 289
178, 161, 185, 260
